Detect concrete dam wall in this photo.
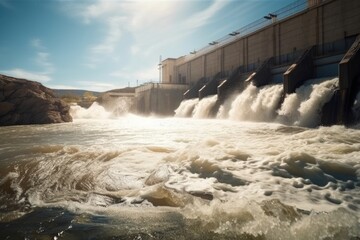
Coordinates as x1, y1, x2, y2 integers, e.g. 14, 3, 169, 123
135, 83, 188, 116
164, 0, 360, 85
135, 0, 360, 125
139, 0, 360, 125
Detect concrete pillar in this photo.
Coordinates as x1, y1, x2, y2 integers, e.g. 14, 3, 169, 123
217, 67, 243, 103
199, 72, 221, 99
246, 57, 274, 87
338, 34, 360, 124
283, 46, 315, 94
308, 0, 321, 8
184, 77, 206, 99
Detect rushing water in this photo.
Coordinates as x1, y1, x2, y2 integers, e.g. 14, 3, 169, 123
1, 77, 360, 239
176, 78, 340, 128
1, 114, 360, 239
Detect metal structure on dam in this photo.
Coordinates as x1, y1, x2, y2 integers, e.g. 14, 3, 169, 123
136, 0, 360, 125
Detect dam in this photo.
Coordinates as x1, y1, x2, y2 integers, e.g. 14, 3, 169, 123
2, 2, 360, 238
136, 0, 360, 126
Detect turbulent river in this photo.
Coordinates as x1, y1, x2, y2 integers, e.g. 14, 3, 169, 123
1, 78, 360, 239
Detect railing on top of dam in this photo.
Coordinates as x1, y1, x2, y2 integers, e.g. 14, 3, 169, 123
182, 0, 310, 62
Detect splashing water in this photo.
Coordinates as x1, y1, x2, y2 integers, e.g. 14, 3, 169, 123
101, 97, 134, 116
175, 77, 340, 128
175, 95, 218, 119
70, 102, 112, 119
192, 95, 218, 119
277, 78, 338, 127
0, 119, 359, 239
1, 77, 360, 239
228, 84, 283, 122
174, 98, 199, 117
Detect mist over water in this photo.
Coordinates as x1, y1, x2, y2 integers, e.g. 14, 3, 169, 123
1, 77, 360, 239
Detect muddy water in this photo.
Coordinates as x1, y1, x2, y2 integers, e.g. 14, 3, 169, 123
0, 113, 360, 239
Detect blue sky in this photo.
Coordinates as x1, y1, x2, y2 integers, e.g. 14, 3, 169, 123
0, 0, 290, 92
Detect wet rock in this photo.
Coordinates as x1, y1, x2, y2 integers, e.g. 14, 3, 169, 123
0, 74, 72, 126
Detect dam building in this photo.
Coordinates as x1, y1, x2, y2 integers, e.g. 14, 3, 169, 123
137, 0, 360, 125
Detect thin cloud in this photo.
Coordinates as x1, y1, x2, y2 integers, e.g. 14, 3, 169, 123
30, 38, 55, 74
1, 68, 51, 83
0, 0, 12, 8
77, 81, 115, 87
30, 38, 46, 50
81, 0, 120, 22
67, 0, 184, 66
47, 84, 79, 90
183, 0, 229, 30
59, 0, 228, 84
90, 17, 123, 55
35, 52, 54, 73
49, 80, 116, 92
1, 38, 55, 83
110, 65, 159, 83
78, 1, 127, 65
48, 82, 116, 92
76, 80, 118, 92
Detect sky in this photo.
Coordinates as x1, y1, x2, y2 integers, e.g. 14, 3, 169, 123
0, 0, 292, 92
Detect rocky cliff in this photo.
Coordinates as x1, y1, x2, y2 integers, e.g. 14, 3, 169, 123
0, 74, 72, 126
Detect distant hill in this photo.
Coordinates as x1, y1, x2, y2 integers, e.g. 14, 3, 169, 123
52, 89, 102, 98
52, 88, 137, 109
104, 87, 136, 94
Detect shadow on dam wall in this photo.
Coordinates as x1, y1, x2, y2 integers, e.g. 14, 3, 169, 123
182, 34, 360, 126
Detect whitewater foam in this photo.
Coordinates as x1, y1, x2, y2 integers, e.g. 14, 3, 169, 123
277, 78, 338, 127
192, 95, 218, 119
229, 84, 283, 122
1, 76, 360, 239
70, 102, 112, 119
174, 98, 199, 117
174, 95, 219, 119
174, 77, 340, 128
0, 118, 359, 238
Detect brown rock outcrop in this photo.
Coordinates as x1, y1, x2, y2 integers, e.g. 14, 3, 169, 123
0, 74, 72, 126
